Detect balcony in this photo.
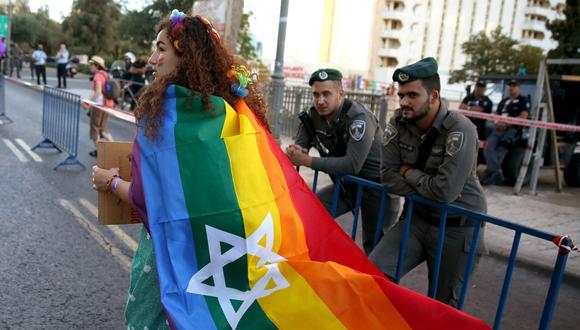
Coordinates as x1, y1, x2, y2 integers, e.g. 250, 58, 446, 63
521, 38, 553, 49
383, 8, 406, 21
525, 6, 555, 20
522, 20, 548, 32
378, 47, 403, 58
381, 28, 402, 39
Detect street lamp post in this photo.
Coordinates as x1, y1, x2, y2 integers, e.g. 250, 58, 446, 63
270, 0, 289, 142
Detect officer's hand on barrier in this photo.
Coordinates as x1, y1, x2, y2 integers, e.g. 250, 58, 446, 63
92, 165, 120, 192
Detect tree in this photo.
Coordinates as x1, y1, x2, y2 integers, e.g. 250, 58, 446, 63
237, 11, 269, 77
62, 0, 121, 57
11, 8, 65, 53
547, 0, 580, 74
118, 10, 157, 55
449, 27, 519, 83
513, 45, 544, 75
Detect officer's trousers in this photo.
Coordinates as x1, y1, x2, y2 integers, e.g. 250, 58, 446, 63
317, 183, 401, 255
369, 214, 486, 307
484, 127, 518, 173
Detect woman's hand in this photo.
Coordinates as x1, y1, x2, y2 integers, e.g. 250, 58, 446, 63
92, 165, 120, 192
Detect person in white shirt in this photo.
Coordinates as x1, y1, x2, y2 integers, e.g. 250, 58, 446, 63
56, 43, 69, 88
31, 43, 47, 85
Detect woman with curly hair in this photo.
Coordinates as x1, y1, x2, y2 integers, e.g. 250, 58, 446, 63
91, 10, 268, 328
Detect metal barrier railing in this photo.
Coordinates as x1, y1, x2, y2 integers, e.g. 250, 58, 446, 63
310, 172, 575, 330
32, 87, 84, 170
0, 75, 12, 125
267, 84, 389, 138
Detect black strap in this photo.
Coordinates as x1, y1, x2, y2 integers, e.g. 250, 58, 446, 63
414, 128, 440, 170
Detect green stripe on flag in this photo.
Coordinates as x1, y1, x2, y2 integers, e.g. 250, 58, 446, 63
173, 87, 276, 329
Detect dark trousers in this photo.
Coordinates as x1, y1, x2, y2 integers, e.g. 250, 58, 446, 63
484, 127, 518, 173
317, 183, 401, 255
57, 63, 67, 88
35, 65, 46, 85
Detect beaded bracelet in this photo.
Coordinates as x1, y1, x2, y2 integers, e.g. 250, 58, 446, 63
106, 174, 120, 193
111, 177, 122, 195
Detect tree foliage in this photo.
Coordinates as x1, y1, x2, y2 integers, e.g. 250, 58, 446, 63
547, 0, 580, 74
61, 0, 121, 56
11, 8, 65, 54
449, 27, 544, 83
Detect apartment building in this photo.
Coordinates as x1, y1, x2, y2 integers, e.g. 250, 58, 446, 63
369, 0, 566, 87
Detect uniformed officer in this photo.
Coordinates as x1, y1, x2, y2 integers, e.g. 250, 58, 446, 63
286, 68, 401, 255
459, 80, 493, 141
369, 58, 487, 307
481, 79, 530, 185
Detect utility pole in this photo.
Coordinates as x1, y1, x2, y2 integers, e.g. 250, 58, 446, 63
270, 0, 289, 142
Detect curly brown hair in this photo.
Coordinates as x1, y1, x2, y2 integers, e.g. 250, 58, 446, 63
135, 15, 269, 137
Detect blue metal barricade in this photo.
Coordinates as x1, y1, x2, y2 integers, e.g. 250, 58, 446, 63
0, 75, 12, 125
309, 172, 574, 330
32, 87, 84, 170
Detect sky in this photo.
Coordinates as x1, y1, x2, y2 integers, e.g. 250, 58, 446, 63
27, 0, 373, 75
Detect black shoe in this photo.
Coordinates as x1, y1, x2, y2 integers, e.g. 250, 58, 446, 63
89, 150, 97, 157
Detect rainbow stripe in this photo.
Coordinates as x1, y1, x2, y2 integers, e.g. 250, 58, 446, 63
137, 85, 489, 329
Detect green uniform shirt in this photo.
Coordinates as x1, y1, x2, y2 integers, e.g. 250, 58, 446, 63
295, 99, 382, 180
382, 102, 487, 216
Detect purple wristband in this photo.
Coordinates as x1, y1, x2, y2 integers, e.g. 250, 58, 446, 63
111, 177, 122, 195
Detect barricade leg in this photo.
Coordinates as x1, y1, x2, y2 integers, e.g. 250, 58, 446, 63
457, 220, 482, 309
372, 192, 387, 247
429, 211, 448, 299
539, 252, 568, 330
350, 185, 364, 240
395, 199, 414, 283
493, 231, 521, 330
32, 138, 62, 152
54, 154, 86, 170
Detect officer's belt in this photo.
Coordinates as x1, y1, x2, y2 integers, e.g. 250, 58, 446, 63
415, 208, 475, 227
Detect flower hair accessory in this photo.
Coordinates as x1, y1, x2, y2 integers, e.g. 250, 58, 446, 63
227, 65, 254, 98
170, 9, 187, 52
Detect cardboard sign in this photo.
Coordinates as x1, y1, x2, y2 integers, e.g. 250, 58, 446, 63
96, 141, 140, 225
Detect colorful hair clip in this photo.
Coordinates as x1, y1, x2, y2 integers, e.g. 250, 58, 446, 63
228, 65, 253, 98
170, 9, 187, 38
173, 40, 183, 52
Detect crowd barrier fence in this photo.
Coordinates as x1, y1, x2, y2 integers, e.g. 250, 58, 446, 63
311, 173, 576, 330
0, 75, 12, 125
32, 87, 84, 170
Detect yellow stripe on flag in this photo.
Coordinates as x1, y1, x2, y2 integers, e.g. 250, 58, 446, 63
222, 105, 346, 329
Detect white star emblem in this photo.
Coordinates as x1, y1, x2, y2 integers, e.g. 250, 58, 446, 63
186, 212, 289, 329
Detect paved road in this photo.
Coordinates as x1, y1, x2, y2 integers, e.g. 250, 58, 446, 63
1, 78, 578, 329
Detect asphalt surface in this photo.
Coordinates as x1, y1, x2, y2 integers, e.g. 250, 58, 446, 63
1, 76, 579, 329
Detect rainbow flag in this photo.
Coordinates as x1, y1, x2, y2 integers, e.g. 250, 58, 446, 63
136, 85, 490, 329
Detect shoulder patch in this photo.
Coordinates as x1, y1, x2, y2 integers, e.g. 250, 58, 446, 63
383, 123, 398, 146
446, 131, 464, 156
349, 119, 366, 141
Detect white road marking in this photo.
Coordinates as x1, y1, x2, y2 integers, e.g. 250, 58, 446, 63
2, 138, 28, 162
59, 199, 131, 272
14, 138, 43, 162
79, 198, 138, 252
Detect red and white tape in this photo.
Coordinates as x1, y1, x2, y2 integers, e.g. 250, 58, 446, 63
452, 108, 580, 132
81, 100, 136, 123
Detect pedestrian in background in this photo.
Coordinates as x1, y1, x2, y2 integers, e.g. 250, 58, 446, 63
286, 68, 401, 255
55, 43, 69, 88
31, 43, 47, 85
9, 42, 23, 79
370, 57, 487, 307
82, 55, 114, 157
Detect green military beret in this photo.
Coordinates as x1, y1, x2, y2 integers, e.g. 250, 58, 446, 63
309, 68, 343, 86
392, 57, 438, 84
